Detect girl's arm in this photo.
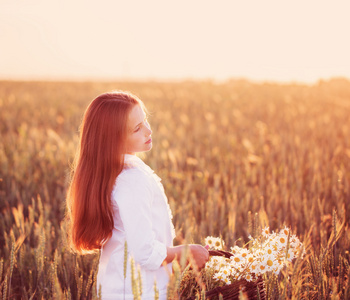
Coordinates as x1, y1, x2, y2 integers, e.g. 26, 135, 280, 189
164, 244, 209, 269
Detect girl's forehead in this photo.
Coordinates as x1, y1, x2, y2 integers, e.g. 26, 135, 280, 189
128, 105, 146, 128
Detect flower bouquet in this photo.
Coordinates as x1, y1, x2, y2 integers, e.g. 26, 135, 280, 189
179, 227, 304, 299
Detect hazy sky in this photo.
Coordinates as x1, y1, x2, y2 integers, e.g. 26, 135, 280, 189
1, 0, 350, 83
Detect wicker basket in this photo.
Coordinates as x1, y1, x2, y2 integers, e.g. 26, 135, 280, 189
183, 250, 266, 300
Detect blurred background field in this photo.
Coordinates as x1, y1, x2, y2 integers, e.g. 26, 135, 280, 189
0, 79, 349, 299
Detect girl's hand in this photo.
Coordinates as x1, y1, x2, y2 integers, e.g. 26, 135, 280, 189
164, 244, 209, 269
189, 244, 210, 270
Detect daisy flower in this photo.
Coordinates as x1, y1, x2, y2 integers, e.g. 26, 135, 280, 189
257, 262, 268, 273
207, 256, 228, 271
275, 234, 288, 249
250, 262, 259, 274
244, 273, 253, 282
239, 248, 249, 258
205, 236, 225, 250
223, 277, 231, 285
204, 236, 215, 248
230, 245, 241, 254
231, 254, 244, 264
266, 256, 278, 271
246, 253, 255, 264
285, 249, 295, 261
221, 266, 231, 277
265, 244, 274, 256
281, 226, 290, 236
213, 272, 224, 281
213, 237, 225, 250
262, 226, 270, 237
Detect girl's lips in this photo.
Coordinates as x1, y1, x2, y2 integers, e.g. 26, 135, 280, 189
145, 138, 152, 144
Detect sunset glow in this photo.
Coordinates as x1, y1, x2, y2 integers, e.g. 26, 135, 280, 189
1, 0, 350, 83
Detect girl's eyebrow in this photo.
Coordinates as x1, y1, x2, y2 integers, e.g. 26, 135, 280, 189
133, 121, 142, 130
133, 115, 147, 130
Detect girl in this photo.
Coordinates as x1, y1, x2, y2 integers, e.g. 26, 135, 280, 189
66, 91, 209, 300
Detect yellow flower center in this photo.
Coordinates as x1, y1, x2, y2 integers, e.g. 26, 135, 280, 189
215, 241, 221, 247
242, 253, 247, 257
280, 237, 285, 243
248, 257, 254, 263
267, 260, 273, 267
234, 257, 240, 262
260, 265, 265, 270
267, 249, 272, 254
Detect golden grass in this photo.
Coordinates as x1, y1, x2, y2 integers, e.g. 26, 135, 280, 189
0, 79, 349, 299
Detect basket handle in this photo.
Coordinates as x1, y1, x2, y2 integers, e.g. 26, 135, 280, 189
208, 250, 233, 259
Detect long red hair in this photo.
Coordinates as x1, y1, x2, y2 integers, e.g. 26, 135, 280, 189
66, 91, 141, 254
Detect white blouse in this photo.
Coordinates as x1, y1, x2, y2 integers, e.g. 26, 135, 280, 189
97, 154, 176, 300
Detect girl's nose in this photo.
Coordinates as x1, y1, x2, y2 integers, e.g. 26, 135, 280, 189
146, 127, 152, 136
145, 121, 152, 135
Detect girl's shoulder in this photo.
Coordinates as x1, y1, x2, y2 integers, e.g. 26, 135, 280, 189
123, 155, 154, 176
115, 156, 154, 186
112, 164, 154, 200
117, 166, 149, 182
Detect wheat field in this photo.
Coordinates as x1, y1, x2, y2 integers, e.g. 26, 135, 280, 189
0, 79, 349, 299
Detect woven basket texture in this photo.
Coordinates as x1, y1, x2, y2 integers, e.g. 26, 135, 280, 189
184, 250, 266, 300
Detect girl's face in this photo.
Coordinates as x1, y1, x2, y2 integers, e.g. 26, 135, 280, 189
125, 104, 152, 155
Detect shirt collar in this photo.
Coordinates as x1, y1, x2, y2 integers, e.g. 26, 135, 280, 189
124, 154, 154, 174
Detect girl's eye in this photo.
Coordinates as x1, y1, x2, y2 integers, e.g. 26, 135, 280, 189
134, 127, 140, 133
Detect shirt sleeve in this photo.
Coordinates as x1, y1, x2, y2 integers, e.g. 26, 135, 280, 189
112, 169, 167, 271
